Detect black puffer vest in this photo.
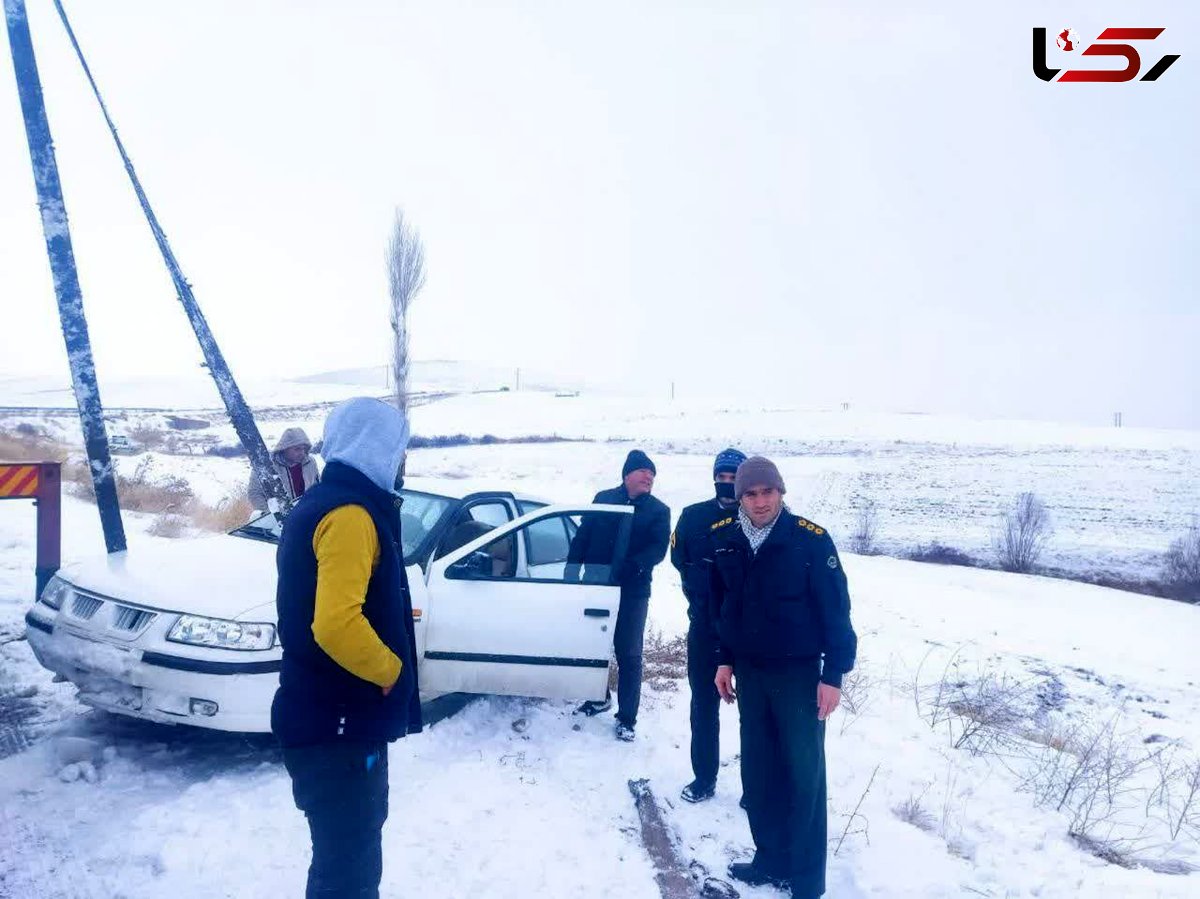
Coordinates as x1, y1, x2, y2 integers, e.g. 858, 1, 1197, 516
271, 462, 422, 746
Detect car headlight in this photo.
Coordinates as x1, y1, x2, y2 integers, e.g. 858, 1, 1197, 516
39, 575, 71, 610
167, 615, 276, 651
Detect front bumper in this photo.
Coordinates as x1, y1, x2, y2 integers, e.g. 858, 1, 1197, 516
25, 609, 279, 733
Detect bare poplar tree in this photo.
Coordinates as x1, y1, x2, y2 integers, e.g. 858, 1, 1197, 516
388, 208, 426, 413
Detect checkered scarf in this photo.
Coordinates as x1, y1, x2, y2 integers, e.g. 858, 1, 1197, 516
738, 507, 781, 554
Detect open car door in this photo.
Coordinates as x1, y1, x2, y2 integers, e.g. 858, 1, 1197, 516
421, 503, 633, 701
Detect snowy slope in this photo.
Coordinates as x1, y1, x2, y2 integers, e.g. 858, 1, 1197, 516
1, 390, 1198, 897
1, 501, 1198, 896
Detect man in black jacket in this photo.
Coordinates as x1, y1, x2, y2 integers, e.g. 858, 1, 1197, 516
711, 456, 857, 899
670, 447, 746, 802
569, 449, 670, 741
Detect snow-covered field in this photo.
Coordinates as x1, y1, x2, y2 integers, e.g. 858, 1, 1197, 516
2, 384, 1199, 897
8, 375, 1197, 581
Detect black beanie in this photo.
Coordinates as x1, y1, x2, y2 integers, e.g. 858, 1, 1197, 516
622, 449, 656, 478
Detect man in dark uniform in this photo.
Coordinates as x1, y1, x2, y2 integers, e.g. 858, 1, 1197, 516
670, 447, 746, 803
710, 456, 857, 899
569, 449, 671, 742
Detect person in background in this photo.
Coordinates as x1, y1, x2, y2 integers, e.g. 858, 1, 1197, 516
569, 449, 671, 742
248, 427, 320, 509
669, 447, 746, 802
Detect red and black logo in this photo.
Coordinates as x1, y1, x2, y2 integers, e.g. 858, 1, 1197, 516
1033, 27, 1180, 82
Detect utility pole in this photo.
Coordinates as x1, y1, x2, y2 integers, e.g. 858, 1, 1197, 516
5, 0, 125, 552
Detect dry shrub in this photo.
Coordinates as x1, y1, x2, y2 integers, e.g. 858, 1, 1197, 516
129, 426, 165, 450
147, 513, 188, 538
840, 663, 872, 716
915, 655, 1037, 756
1024, 725, 1072, 753
69, 459, 193, 514
190, 495, 254, 533
906, 543, 977, 567
5, 428, 247, 535
117, 475, 194, 514
838, 662, 874, 735
73, 466, 251, 534
1162, 522, 1200, 603
642, 627, 688, 692
848, 498, 880, 555
0, 428, 68, 463
893, 794, 937, 833
995, 491, 1053, 573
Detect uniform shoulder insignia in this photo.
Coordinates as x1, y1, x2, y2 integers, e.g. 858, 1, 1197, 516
710, 516, 734, 531
796, 517, 825, 536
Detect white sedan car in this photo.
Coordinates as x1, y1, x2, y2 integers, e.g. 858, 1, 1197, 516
24, 479, 633, 733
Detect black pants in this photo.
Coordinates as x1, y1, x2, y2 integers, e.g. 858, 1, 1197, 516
737, 659, 827, 898
612, 588, 650, 728
687, 624, 721, 786
282, 740, 390, 899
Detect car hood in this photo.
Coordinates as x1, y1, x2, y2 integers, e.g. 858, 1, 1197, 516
59, 534, 279, 622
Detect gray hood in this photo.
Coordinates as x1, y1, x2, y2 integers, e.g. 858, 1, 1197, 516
272, 427, 313, 465
320, 397, 410, 495
274, 427, 312, 454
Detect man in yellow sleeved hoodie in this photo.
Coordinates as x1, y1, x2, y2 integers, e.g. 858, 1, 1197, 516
272, 397, 421, 899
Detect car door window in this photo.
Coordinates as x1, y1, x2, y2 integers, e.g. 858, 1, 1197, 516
467, 502, 511, 528
525, 516, 571, 567
435, 501, 513, 560
448, 511, 627, 585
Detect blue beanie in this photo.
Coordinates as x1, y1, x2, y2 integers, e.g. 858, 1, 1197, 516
713, 447, 747, 478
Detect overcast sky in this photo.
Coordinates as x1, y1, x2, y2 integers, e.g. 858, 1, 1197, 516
2, 0, 1197, 428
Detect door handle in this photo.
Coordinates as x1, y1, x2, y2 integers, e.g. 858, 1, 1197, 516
583, 608, 610, 618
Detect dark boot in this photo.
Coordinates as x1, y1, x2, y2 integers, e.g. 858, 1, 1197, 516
573, 695, 612, 716
681, 779, 716, 803
727, 860, 789, 890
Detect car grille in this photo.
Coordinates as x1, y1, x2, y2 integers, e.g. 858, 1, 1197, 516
70, 593, 104, 620
112, 605, 156, 634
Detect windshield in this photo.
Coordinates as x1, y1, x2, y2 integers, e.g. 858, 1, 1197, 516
228, 490, 455, 563
399, 489, 455, 560
229, 509, 282, 542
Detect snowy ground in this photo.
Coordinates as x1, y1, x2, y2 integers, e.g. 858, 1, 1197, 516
2, 386, 1199, 897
